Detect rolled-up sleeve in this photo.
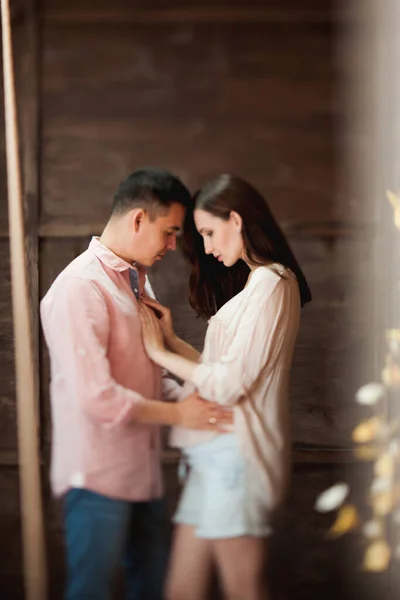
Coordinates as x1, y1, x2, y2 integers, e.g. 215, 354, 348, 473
189, 278, 293, 406
41, 277, 146, 427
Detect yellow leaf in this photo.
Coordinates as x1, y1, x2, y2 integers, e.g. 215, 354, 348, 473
387, 189, 400, 207
387, 191, 400, 230
352, 417, 384, 444
386, 329, 400, 342
354, 445, 381, 461
386, 330, 400, 354
371, 490, 395, 516
327, 504, 359, 538
363, 540, 391, 572
382, 364, 400, 387
395, 208, 400, 230
374, 453, 394, 478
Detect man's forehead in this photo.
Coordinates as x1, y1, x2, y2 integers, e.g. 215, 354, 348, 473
163, 202, 185, 225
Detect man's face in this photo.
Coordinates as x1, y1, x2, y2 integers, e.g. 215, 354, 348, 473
132, 202, 185, 267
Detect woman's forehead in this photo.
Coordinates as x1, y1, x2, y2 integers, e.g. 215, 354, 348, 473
194, 209, 221, 229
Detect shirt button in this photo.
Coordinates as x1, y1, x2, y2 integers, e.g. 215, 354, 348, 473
134, 288, 138, 293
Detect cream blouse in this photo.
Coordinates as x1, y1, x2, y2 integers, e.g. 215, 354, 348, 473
170, 264, 301, 512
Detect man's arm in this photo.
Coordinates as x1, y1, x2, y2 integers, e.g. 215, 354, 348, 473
135, 392, 231, 431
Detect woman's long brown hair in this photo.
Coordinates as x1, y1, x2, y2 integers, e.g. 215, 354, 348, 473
182, 174, 312, 319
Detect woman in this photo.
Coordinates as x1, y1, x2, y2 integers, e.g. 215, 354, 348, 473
139, 175, 311, 600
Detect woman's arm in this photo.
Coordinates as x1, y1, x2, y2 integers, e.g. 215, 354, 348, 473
154, 349, 198, 381
140, 276, 299, 406
167, 336, 201, 362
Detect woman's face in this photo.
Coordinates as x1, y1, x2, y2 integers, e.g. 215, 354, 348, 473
194, 209, 244, 267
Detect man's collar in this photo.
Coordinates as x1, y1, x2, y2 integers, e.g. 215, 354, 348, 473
89, 237, 148, 274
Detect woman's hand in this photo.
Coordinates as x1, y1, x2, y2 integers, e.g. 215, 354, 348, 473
138, 302, 166, 361
142, 296, 176, 347
140, 300, 199, 380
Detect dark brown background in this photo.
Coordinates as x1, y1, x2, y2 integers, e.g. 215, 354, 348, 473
0, 1, 385, 599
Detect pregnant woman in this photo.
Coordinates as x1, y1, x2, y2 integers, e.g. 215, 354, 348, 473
139, 174, 311, 600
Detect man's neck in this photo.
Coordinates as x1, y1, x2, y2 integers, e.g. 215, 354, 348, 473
99, 223, 135, 265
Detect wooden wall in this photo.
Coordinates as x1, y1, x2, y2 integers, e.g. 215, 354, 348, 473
0, 1, 384, 598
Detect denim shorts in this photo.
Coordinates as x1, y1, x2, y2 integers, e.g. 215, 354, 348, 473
173, 434, 272, 539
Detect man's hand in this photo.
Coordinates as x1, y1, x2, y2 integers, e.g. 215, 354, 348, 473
176, 392, 233, 432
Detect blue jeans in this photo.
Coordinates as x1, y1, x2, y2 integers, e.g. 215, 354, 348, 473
63, 489, 169, 600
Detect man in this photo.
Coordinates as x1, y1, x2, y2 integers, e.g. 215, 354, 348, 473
40, 168, 231, 600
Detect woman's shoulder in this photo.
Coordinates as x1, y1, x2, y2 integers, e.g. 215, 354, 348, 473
250, 263, 296, 287
249, 265, 299, 308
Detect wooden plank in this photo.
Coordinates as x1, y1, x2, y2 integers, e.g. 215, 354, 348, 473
64, 0, 341, 10
0, 451, 21, 467
42, 22, 336, 92
41, 8, 340, 25
3, 13, 346, 238
0, 469, 23, 600
161, 445, 361, 466
275, 464, 387, 600
41, 0, 334, 13
40, 117, 341, 226
290, 236, 375, 447
40, 0, 338, 24
41, 0, 334, 9
0, 241, 18, 453
0, 219, 368, 239
0, 446, 360, 468
0, 48, 8, 241
39, 19, 349, 228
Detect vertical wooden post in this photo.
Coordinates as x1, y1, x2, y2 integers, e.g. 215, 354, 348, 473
0, 0, 47, 598
20, 0, 40, 410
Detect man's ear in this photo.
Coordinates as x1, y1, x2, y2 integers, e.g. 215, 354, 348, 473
132, 208, 146, 233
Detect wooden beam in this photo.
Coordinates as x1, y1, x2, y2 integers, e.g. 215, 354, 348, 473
292, 445, 356, 464
162, 446, 358, 465
0, 221, 372, 239
40, 7, 354, 26
0, 446, 359, 468
0, 219, 371, 240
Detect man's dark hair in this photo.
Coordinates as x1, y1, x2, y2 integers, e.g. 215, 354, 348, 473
112, 168, 191, 219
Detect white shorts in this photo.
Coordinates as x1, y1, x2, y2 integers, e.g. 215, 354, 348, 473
173, 434, 272, 539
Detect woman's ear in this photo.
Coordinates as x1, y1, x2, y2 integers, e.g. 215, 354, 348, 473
230, 210, 242, 232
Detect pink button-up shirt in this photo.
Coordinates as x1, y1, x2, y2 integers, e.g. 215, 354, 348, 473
40, 237, 179, 501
